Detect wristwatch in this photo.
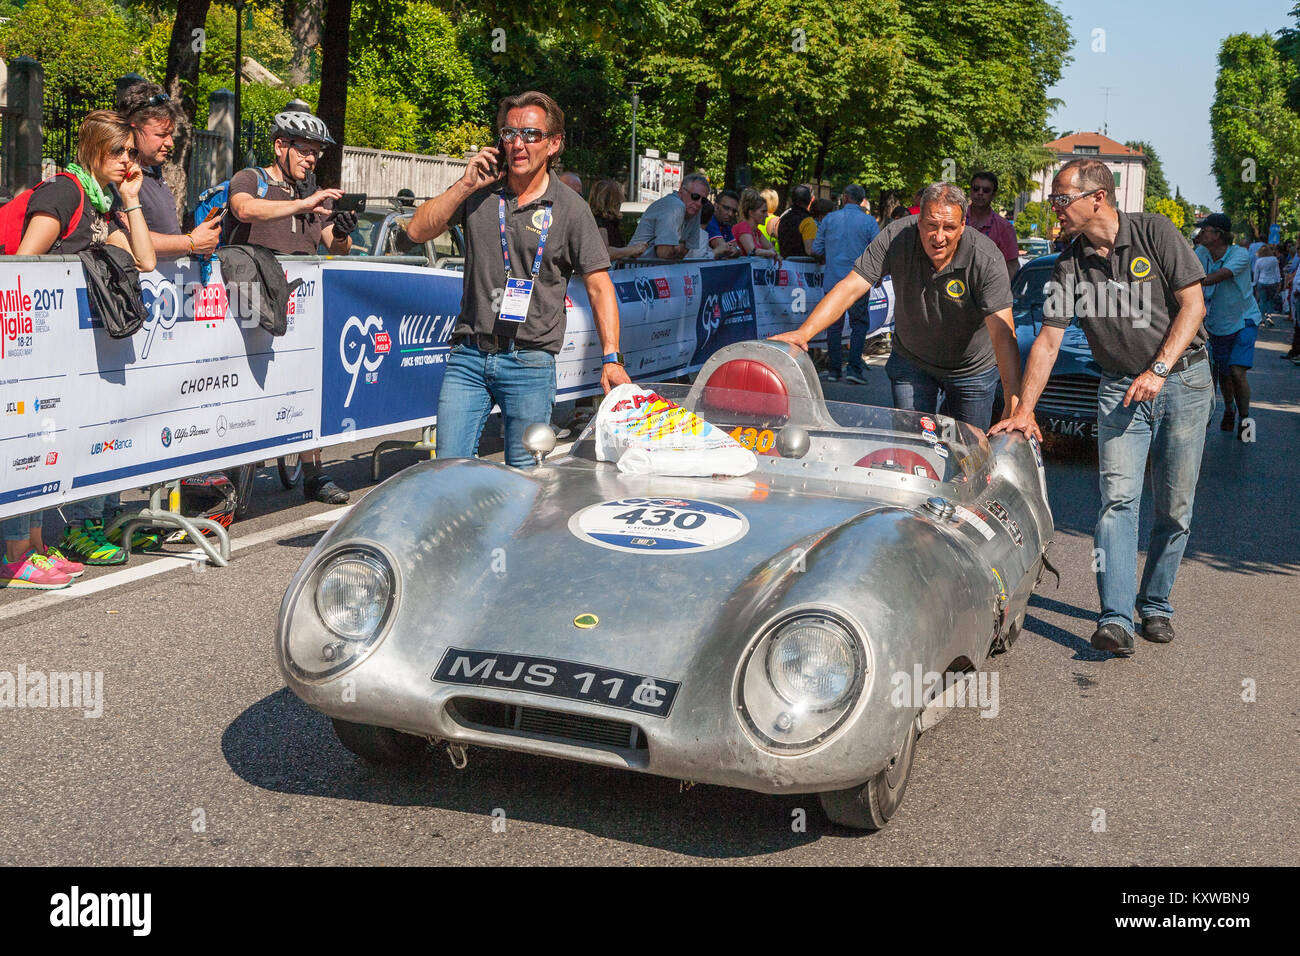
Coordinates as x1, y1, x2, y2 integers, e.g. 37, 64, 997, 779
602, 351, 625, 366
1150, 360, 1170, 378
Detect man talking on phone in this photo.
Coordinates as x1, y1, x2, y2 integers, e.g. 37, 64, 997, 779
407, 90, 630, 468
117, 81, 222, 259
228, 109, 355, 503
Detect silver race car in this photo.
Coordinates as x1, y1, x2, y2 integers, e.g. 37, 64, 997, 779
276, 341, 1054, 829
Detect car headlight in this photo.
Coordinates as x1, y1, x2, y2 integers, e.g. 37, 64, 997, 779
767, 619, 857, 711
738, 612, 866, 752
283, 545, 397, 682
317, 552, 390, 639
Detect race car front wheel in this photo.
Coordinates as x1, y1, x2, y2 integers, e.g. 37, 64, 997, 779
331, 718, 427, 764
818, 716, 919, 830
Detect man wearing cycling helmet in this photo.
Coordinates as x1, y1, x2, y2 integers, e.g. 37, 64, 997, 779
228, 109, 355, 503
227, 109, 355, 256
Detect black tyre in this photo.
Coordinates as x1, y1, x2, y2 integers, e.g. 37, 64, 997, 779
331, 718, 428, 764
818, 717, 919, 830
277, 454, 303, 489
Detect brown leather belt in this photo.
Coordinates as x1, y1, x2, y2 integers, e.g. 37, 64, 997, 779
1169, 346, 1207, 374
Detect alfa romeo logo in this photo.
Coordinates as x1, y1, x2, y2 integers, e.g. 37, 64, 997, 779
161, 427, 172, 447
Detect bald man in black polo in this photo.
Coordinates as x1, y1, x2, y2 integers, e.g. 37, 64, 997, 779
772, 181, 1023, 428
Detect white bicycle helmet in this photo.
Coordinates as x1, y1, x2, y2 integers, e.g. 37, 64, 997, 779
272, 110, 336, 146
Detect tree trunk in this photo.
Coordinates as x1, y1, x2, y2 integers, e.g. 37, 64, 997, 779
812, 120, 831, 189
681, 81, 710, 176
162, 0, 213, 226
284, 0, 324, 86
315, 0, 351, 189
723, 89, 749, 191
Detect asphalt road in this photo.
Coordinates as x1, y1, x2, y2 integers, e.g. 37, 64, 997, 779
2, 333, 1297, 866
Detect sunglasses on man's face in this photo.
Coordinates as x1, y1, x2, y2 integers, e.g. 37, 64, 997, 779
291, 141, 324, 158
1046, 190, 1098, 210
686, 191, 707, 203
499, 127, 550, 144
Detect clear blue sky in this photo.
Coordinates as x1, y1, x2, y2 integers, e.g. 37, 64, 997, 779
1046, 0, 1294, 208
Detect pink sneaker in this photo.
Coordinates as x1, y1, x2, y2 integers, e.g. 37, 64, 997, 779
0, 552, 72, 590
39, 547, 85, 578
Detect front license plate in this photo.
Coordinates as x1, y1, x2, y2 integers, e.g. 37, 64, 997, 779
432, 648, 680, 717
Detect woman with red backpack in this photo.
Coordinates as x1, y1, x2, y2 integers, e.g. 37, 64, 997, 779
1, 110, 156, 589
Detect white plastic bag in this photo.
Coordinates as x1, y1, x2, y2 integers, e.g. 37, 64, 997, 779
594, 384, 757, 476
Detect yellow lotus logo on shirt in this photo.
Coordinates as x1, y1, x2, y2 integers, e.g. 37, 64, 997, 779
531, 208, 550, 230
1130, 257, 1151, 278
946, 279, 966, 298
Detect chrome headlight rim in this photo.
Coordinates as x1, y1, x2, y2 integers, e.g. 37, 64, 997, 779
735, 608, 868, 754
283, 542, 399, 684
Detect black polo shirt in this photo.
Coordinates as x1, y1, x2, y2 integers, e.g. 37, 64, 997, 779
1044, 211, 1206, 377
451, 173, 610, 354
853, 214, 1013, 379
138, 165, 181, 236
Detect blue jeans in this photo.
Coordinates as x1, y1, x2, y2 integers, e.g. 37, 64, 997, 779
436, 343, 556, 469
886, 350, 1001, 429
826, 297, 870, 376
65, 492, 121, 526
3, 511, 43, 543
1094, 358, 1213, 634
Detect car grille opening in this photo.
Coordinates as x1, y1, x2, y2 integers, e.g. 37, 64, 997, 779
448, 697, 649, 752
1040, 373, 1099, 417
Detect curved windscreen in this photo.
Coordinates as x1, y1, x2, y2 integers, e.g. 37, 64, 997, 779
569, 381, 991, 485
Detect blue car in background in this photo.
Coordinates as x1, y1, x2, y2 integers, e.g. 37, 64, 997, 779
1005, 253, 1102, 440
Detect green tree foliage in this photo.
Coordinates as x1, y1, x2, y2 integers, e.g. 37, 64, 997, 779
1014, 200, 1052, 239
1210, 33, 1300, 239
822, 0, 1067, 201
346, 79, 422, 152
350, 0, 488, 149
1147, 196, 1184, 231
140, 3, 295, 118
1126, 139, 1169, 202
0, 0, 143, 93
430, 120, 495, 157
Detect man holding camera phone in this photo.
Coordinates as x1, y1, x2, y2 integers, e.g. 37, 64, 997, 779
228, 109, 355, 503
407, 90, 629, 469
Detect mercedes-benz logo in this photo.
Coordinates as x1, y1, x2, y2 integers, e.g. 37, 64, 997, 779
216, 415, 228, 437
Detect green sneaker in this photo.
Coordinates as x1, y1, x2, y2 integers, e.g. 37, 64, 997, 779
60, 520, 128, 566
105, 511, 161, 550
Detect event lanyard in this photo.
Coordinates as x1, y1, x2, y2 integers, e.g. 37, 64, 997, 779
498, 195, 552, 280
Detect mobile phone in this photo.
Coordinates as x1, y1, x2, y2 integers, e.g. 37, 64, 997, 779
202, 204, 226, 223
494, 140, 507, 176
334, 193, 367, 214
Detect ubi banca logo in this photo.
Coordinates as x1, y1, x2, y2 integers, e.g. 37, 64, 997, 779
91, 437, 132, 455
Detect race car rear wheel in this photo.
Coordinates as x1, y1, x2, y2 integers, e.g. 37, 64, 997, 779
818, 717, 919, 830
331, 718, 427, 764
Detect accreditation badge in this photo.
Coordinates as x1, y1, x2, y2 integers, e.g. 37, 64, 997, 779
499, 277, 535, 323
